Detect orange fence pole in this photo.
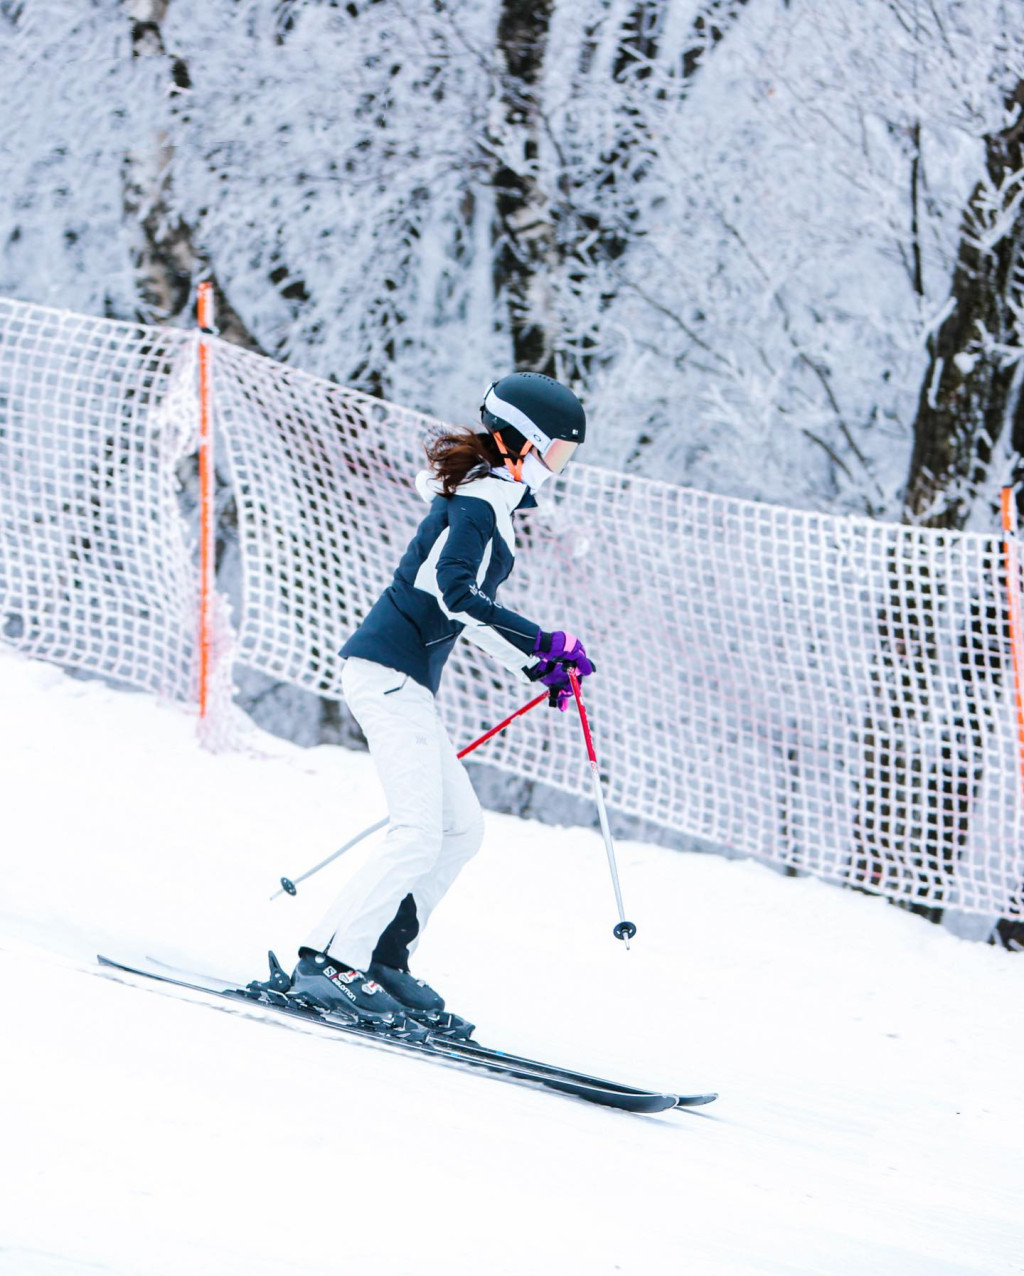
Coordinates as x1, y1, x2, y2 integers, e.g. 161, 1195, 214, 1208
1001, 487, 1024, 798
197, 282, 215, 720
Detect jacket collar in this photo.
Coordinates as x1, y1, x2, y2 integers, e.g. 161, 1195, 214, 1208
414, 468, 536, 510
487, 467, 537, 509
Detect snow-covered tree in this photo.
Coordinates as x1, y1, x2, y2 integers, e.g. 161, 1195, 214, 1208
3, 0, 1024, 518
904, 71, 1024, 530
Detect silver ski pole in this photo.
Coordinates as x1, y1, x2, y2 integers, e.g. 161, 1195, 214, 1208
567, 668, 637, 948
271, 817, 388, 899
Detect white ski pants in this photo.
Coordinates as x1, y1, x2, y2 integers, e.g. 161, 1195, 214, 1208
304, 657, 485, 971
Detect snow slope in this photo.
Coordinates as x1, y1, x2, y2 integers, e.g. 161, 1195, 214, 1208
0, 646, 1021, 1276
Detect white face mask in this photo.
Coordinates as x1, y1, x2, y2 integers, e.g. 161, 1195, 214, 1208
520, 449, 556, 491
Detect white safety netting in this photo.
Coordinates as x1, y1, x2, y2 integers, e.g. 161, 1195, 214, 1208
211, 341, 1024, 919
0, 299, 198, 699
2, 296, 1023, 919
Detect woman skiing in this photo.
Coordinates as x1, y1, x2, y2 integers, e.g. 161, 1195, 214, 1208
288, 373, 594, 1031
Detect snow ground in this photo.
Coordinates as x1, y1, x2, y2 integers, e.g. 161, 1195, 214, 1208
0, 647, 1021, 1276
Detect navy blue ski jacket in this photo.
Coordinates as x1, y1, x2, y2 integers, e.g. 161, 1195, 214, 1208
341, 470, 542, 694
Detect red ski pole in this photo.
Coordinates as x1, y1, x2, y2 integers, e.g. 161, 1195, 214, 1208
272, 689, 550, 898
454, 689, 549, 759
567, 668, 637, 948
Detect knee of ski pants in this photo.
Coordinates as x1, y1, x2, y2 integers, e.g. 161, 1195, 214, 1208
445, 803, 485, 855
392, 804, 484, 877
388, 819, 447, 877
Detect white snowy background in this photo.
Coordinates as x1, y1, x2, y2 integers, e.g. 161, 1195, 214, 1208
1, 648, 1021, 1276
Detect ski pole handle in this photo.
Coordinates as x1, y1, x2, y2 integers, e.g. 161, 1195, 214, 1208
567, 669, 637, 947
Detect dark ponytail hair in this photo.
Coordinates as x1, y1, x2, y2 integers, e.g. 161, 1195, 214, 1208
425, 427, 503, 497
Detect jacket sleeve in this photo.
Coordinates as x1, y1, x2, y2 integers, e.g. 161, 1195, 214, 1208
435, 496, 540, 679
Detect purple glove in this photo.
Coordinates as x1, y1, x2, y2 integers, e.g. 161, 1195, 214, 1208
529, 631, 594, 711
534, 630, 595, 676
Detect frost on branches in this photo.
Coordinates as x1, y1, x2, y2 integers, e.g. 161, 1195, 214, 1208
1, 0, 1023, 521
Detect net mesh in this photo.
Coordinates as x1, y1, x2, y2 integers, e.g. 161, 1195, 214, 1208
1, 297, 1022, 919
0, 298, 198, 699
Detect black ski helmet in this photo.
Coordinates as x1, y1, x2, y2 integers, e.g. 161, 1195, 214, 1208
480, 372, 586, 477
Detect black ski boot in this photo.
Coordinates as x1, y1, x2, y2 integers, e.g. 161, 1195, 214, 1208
287, 949, 429, 1042
367, 962, 445, 1013
367, 962, 475, 1040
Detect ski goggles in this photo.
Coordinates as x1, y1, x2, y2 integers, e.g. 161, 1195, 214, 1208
536, 436, 579, 473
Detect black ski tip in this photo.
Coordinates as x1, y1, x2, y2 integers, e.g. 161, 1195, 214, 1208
281, 877, 297, 896
613, 920, 637, 941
